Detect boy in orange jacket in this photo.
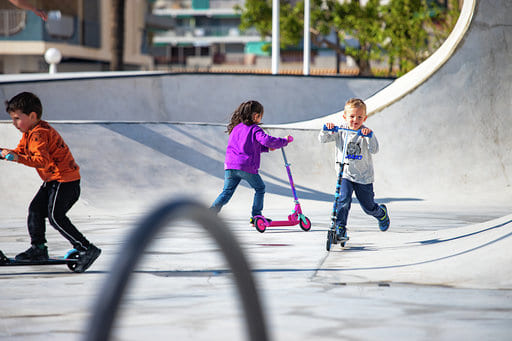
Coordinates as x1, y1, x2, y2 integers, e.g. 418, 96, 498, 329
1, 92, 100, 272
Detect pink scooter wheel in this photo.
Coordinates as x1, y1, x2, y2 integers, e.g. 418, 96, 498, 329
299, 216, 312, 231
254, 217, 267, 233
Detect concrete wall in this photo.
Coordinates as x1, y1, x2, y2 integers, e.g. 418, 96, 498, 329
0, 73, 392, 124
366, 0, 512, 201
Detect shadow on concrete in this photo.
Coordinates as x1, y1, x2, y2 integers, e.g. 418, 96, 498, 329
103, 123, 334, 202
413, 219, 512, 245
103, 123, 424, 204
133, 225, 512, 275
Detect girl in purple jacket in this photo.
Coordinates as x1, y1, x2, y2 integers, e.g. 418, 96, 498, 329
210, 100, 291, 224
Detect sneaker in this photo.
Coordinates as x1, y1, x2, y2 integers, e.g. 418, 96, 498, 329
0, 250, 8, 264
74, 244, 101, 273
336, 226, 349, 242
250, 217, 272, 225
15, 245, 49, 262
378, 204, 390, 231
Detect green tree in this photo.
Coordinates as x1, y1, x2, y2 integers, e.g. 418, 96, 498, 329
237, 0, 384, 76
381, 0, 429, 75
381, 0, 460, 76
331, 0, 384, 76
237, 0, 459, 77
427, 0, 461, 51
236, 0, 302, 50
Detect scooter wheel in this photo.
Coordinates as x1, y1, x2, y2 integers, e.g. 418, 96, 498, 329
299, 216, 312, 231
326, 230, 333, 251
254, 217, 267, 233
65, 249, 81, 272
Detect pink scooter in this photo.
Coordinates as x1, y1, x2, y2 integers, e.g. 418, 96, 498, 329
252, 136, 312, 233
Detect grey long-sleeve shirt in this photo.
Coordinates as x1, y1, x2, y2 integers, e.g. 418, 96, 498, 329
318, 124, 379, 184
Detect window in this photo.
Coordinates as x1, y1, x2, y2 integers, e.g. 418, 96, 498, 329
0, 10, 26, 36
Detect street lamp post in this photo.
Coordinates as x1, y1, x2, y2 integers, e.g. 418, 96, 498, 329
271, 0, 279, 75
44, 48, 62, 74
303, 0, 310, 75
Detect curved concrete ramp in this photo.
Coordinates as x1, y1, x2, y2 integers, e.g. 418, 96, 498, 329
0, 0, 511, 340
365, 0, 512, 202
281, 0, 511, 203
316, 0, 512, 290
319, 214, 512, 289
0, 0, 509, 280
0, 73, 391, 124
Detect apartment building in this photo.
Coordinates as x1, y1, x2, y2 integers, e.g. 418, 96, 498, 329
0, 0, 153, 74
150, 0, 266, 70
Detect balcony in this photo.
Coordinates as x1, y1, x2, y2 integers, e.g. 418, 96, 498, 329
0, 9, 100, 48
0, 10, 26, 36
154, 0, 244, 10
154, 24, 261, 45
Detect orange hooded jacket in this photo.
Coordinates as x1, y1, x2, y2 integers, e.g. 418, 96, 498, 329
13, 120, 80, 182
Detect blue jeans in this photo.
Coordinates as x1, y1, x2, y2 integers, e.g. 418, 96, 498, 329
336, 179, 385, 227
210, 169, 266, 217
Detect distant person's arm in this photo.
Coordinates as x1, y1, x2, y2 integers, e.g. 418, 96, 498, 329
8, 0, 48, 21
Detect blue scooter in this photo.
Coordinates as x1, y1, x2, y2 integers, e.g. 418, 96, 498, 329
323, 125, 373, 251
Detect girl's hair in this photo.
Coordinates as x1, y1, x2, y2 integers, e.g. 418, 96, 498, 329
226, 100, 264, 134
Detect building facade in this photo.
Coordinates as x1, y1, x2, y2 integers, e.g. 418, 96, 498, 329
150, 0, 266, 70
0, 0, 153, 74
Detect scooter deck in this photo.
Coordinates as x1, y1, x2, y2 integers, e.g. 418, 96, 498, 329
0, 258, 77, 266
268, 220, 300, 227
0, 250, 78, 267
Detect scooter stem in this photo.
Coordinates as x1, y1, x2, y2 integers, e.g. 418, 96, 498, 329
281, 148, 299, 201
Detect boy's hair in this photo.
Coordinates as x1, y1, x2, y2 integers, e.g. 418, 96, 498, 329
5, 92, 43, 119
344, 98, 366, 114
226, 100, 264, 134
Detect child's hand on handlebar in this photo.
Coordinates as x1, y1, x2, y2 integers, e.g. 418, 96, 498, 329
1, 148, 17, 161
270, 136, 293, 151
360, 128, 372, 136
324, 123, 335, 130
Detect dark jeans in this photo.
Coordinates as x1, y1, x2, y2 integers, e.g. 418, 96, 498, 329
336, 179, 385, 227
27, 180, 90, 250
210, 169, 266, 217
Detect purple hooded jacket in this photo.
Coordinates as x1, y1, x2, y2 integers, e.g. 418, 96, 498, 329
224, 123, 288, 174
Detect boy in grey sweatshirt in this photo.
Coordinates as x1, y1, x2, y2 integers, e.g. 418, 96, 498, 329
319, 98, 390, 242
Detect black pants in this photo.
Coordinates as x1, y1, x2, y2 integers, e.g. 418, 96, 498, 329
27, 180, 90, 251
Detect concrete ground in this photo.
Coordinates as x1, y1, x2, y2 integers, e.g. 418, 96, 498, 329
0, 0, 511, 340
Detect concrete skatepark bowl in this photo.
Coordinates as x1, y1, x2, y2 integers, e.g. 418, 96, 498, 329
0, 0, 511, 340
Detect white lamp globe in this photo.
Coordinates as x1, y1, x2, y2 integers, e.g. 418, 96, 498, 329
44, 48, 62, 74
44, 48, 62, 64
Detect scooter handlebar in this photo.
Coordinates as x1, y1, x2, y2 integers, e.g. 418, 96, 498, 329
287, 135, 294, 143
322, 125, 373, 138
0, 149, 14, 161
0, 154, 14, 161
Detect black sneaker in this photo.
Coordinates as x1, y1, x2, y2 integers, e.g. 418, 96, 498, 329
0, 250, 9, 264
250, 217, 272, 225
15, 245, 49, 262
74, 244, 101, 273
336, 226, 349, 242
378, 204, 390, 231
